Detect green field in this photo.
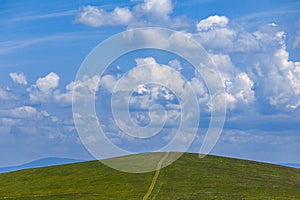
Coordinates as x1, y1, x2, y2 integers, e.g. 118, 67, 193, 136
0, 152, 299, 199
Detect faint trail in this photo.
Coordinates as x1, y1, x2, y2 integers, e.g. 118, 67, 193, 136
142, 152, 169, 200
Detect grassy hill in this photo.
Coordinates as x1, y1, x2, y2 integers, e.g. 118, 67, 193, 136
0, 152, 299, 199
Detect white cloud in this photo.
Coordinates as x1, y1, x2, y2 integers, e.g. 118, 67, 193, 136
68, 75, 100, 94
51, 116, 59, 123
40, 110, 50, 117
133, 0, 173, 22
21, 15, 299, 115
193, 15, 288, 53
0, 106, 44, 120
195, 17, 237, 52
286, 101, 300, 110
289, 62, 300, 95
75, 0, 188, 28
54, 75, 100, 105
196, 15, 229, 31
204, 53, 255, 109
26, 71, 101, 106
106, 57, 194, 133
1, 118, 17, 126
11, 106, 40, 119
208, 92, 237, 111
129, 84, 176, 110
232, 73, 255, 104
100, 75, 117, 93
0, 86, 16, 100
208, 53, 235, 73
100, 54, 255, 113
36, 72, 59, 93
168, 59, 183, 71
193, 15, 300, 112
268, 22, 277, 27
9, 72, 28, 85
75, 6, 132, 27
262, 47, 300, 110
189, 77, 209, 104
27, 72, 60, 103
114, 57, 186, 95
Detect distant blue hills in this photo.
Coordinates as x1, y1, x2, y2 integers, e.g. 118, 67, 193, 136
0, 157, 83, 173
277, 163, 300, 169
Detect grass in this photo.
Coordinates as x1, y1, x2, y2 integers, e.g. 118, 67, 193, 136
0, 152, 299, 199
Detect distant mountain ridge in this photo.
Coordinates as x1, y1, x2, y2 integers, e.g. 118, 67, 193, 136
0, 157, 83, 173
277, 163, 300, 168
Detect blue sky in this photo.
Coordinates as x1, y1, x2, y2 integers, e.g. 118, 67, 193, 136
0, 0, 299, 167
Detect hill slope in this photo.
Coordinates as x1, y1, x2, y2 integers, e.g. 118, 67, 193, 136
0, 153, 299, 199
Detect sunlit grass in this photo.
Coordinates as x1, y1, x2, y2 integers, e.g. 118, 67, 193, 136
0, 152, 299, 199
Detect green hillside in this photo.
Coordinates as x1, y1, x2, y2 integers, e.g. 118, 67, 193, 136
0, 152, 299, 199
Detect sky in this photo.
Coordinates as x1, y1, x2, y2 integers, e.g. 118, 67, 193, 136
0, 0, 300, 167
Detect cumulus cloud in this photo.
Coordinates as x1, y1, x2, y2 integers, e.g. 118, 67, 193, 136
1, 118, 17, 126
196, 15, 229, 31
0, 86, 16, 100
100, 75, 117, 93
9, 72, 27, 85
75, 6, 132, 27
168, 59, 183, 71
25, 70, 102, 106
133, 0, 173, 22
114, 57, 186, 95
128, 84, 177, 110
224, 30, 299, 112
2, 14, 296, 151
194, 15, 237, 52
189, 77, 209, 105
261, 47, 300, 110
289, 62, 300, 95
27, 72, 60, 103
75, 0, 188, 28
10, 106, 41, 119
100, 57, 189, 131
57, 75, 100, 104
99, 54, 255, 113
286, 101, 300, 110
193, 15, 287, 53
24, 14, 300, 114
216, 55, 255, 105
232, 73, 255, 104
36, 72, 59, 93
192, 15, 300, 112
0, 106, 45, 120
196, 53, 255, 110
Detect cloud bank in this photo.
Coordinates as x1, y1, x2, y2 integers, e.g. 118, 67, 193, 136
75, 0, 188, 28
